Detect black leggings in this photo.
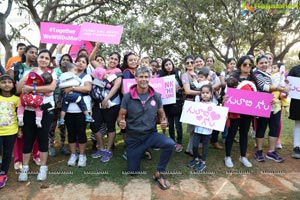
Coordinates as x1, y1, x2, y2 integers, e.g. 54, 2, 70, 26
23, 110, 53, 153
225, 115, 252, 157
256, 111, 281, 138
0, 134, 17, 174
65, 113, 87, 143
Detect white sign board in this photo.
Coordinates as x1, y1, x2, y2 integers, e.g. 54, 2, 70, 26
162, 75, 176, 105
287, 76, 300, 100
180, 101, 229, 132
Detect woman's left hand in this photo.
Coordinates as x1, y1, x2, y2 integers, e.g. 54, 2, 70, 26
101, 98, 109, 109
62, 87, 73, 94
22, 85, 33, 94
282, 84, 290, 94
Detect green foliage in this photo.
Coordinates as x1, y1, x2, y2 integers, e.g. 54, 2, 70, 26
8, 0, 300, 64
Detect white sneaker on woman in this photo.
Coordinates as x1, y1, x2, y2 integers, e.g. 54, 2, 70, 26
78, 154, 87, 167
68, 153, 78, 166
37, 165, 48, 181
18, 165, 29, 182
224, 157, 234, 168
239, 156, 252, 167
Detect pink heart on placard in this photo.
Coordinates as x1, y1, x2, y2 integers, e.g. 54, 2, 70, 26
210, 111, 220, 120
196, 115, 202, 121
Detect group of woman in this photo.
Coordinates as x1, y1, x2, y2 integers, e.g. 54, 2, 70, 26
1, 42, 298, 186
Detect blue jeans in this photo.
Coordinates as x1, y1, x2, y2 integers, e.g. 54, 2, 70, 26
62, 93, 87, 113
193, 133, 210, 161
126, 132, 176, 174
167, 114, 183, 144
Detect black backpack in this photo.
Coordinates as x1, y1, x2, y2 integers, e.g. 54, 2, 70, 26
0, 64, 5, 76
12, 62, 25, 83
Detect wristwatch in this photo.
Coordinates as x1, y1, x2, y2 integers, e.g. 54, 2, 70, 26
33, 85, 37, 93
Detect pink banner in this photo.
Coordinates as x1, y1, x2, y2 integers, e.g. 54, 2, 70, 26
78, 22, 123, 44
224, 88, 273, 118
123, 78, 166, 98
40, 22, 81, 45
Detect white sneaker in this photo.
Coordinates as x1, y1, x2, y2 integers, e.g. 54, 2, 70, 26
68, 153, 78, 166
224, 157, 234, 168
239, 156, 252, 167
78, 154, 87, 167
18, 165, 29, 182
37, 165, 48, 181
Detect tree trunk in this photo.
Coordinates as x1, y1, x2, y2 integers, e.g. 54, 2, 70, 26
0, 14, 12, 65
0, 0, 13, 65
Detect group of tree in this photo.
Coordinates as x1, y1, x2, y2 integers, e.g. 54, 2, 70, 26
1, 0, 300, 69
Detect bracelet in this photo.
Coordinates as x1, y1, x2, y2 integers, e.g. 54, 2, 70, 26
72, 86, 75, 92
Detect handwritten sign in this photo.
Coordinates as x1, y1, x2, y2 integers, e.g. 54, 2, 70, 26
123, 78, 166, 98
287, 76, 300, 100
161, 75, 176, 105
224, 88, 273, 118
180, 101, 228, 131
79, 22, 123, 44
40, 22, 81, 45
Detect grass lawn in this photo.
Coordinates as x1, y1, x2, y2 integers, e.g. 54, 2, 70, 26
37, 112, 296, 188
5, 111, 300, 200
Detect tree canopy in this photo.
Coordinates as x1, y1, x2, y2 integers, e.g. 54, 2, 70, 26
2, 0, 300, 67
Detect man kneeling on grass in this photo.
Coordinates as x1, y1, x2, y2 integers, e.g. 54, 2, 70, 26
117, 67, 176, 190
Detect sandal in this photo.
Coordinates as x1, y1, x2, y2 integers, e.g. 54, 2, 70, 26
144, 150, 152, 160
153, 173, 170, 190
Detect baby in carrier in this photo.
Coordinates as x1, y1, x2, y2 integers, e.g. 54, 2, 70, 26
58, 63, 94, 126
90, 67, 119, 108
17, 69, 53, 128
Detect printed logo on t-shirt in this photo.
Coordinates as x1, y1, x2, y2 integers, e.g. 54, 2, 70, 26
150, 100, 156, 106
0, 102, 14, 126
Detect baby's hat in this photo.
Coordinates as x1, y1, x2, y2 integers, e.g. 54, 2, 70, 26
92, 67, 106, 80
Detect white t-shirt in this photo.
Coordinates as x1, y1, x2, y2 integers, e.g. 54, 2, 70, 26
66, 73, 92, 113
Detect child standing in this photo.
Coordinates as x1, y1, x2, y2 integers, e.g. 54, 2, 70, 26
187, 84, 214, 172
0, 75, 20, 188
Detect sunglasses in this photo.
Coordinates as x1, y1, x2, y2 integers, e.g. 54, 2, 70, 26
186, 61, 194, 65
242, 63, 252, 67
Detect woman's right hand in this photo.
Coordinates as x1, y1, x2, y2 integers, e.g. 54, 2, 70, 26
95, 42, 101, 48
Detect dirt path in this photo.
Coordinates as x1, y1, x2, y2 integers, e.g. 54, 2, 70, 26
2, 172, 300, 199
